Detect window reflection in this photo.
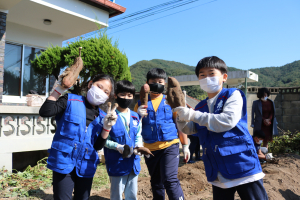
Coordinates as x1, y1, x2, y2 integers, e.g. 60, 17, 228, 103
3, 43, 22, 95
23, 46, 45, 95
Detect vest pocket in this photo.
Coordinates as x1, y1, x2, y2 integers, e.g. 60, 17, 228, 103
48, 141, 74, 170
60, 115, 82, 140
218, 145, 255, 175
79, 145, 99, 177
164, 106, 173, 120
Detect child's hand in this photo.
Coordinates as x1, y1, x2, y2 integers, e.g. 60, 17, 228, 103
173, 107, 196, 122
103, 102, 118, 131
182, 144, 190, 163
116, 144, 124, 154
137, 105, 148, 117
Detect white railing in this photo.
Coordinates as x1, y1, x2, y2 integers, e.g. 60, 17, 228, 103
0, 106, 55, 171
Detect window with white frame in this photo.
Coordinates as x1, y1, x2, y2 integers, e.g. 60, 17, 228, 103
3, 42, 49, 97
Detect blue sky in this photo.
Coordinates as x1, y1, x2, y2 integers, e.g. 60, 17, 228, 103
74, 0, 300, 70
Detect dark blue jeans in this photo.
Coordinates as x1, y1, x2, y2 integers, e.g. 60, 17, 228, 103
212, 179, 268, 200
145, 143, 184, 200
52, 168, 93, 200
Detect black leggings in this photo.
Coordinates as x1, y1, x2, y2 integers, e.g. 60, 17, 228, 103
53, 168, 93, 200
188, 135, 200, 159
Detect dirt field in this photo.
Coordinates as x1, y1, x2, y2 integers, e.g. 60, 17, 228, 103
20, 153, 300, 200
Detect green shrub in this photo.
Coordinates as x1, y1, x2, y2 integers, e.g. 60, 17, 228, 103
31, 29, 130, 95
269, 131, 300, 155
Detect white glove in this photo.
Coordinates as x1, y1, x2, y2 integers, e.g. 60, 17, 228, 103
103, 103, 118, 131
133, 149, 142, 156
182, 144, 190, 163
265, 153, 274, 160
126, 147, 134, 158
137, 105, 148, 117
53, 75, 68, 95
173, 107, 197, 122
116, 144, 124, 154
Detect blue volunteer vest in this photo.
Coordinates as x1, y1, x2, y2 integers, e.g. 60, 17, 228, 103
104, 111, 141, 176
138, 95, 178, 143
195, 88, 262, 182
47, 94, 105, 178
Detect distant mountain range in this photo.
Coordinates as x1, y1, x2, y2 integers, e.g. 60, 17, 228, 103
130, 59, 300, 99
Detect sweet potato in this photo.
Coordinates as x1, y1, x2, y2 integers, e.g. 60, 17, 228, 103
61, 47, 83, 88
140, 84, 150, 106
135, 147, 154, 157
123, 144, 131, 158
166, 77, 185, 108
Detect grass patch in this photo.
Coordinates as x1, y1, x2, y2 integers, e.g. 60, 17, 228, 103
92, 163, 110, 190
0, 157, 52, 198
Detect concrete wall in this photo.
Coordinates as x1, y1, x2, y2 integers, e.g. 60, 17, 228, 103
246, 87, 300, 135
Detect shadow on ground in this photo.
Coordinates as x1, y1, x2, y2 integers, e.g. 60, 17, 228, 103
279, 189, 300, 200
89, 196, 110, 200
28, 189, 54, 200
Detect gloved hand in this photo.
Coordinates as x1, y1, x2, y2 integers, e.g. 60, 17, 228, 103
137, 105, 148, 117
126, 146, 134, 158
103, 103, 118, 131
173, 107, 197, 122
133, 148, 142, 156
182, 144, 190, 163
116, 144, 124, 154
53, 75, 68, 95
265, 153, 274, 160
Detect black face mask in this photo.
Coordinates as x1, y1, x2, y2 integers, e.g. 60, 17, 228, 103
148, 83, 164, 94
116, 97, 133, 109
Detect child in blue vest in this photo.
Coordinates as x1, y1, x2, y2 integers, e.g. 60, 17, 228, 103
40, 74, 118, 200
104, 80, 143, 200
174, 56, 269, 200
135, 68, 190, 200
253, 130, 273, 162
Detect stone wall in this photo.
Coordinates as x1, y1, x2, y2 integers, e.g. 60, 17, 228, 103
0, 12, 7, 105
246, 87, 300, 134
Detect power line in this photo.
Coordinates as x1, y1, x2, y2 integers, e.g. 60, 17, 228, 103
63, 0, 217, 44
81, 0, 205, 39
108, 0, 202, 29
110, 0, 186, 23
108, 0, 217, 35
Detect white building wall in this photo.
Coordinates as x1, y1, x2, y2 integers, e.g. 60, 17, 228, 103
6, 21, 63, 48
32, 0, 109, 25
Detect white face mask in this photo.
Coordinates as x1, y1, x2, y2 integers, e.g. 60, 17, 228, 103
87, 85, 109, 106
257, 140, 263, 145
261, 97, 268, 101
198, 76, 222, 93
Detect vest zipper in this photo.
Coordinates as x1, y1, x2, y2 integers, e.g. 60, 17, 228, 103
75, 143, 77, 150
86, 148, 88, 154
214, 145, 218, 152
204, 148, 207, 155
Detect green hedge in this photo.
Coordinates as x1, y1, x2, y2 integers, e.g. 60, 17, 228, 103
269, 131, 300, 155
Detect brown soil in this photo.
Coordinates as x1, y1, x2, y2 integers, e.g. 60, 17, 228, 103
90, 153, 300, 200
17, 153, 300, 200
